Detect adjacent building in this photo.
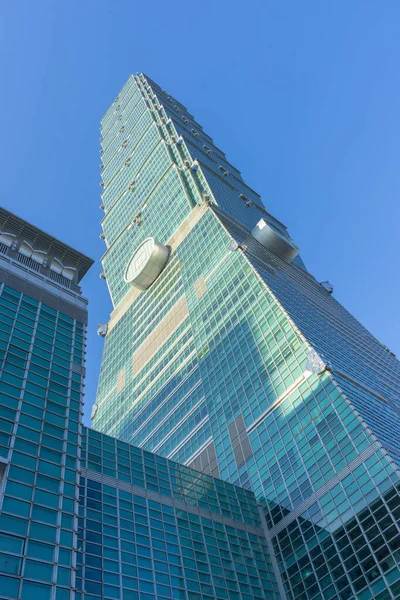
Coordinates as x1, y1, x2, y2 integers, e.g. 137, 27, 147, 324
94, 74, 400, 600
0, 207, 92, 599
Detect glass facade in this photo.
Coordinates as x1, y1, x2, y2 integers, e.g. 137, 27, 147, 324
0, 207, 281, 599
95, 74, 400, 599
78, 428, 279, 600
0, 208, 92, 600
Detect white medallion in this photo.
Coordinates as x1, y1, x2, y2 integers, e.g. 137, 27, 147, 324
124, 238, 170, 291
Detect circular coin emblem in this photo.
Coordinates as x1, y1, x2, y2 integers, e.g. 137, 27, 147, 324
124, 238, 170, 290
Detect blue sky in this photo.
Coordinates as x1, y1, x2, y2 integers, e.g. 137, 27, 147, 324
1, 1, 399, 426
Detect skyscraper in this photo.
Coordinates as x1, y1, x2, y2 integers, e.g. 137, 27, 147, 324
95, 74, 400, 599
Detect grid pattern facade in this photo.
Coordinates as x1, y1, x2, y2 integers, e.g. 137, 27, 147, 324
215, 208, 400, 468
0, 217, 283, 599
0, 279, 87, 600
77, 428, 279, 600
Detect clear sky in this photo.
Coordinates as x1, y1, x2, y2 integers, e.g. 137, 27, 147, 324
1, 1, 399, 426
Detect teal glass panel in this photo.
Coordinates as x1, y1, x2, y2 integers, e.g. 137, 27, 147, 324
0, 533, 24, 554
0, 552, 21, 575
24, 559, 53, 581
0, 514, 28, 536
27, 541, 55, 562
0, 574, 20, 598
21, 580, 52, 600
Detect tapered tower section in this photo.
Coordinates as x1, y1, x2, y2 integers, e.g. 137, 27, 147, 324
95, 74, 400, 600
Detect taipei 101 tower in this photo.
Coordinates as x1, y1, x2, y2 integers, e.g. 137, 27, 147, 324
94, 74, 400, 600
